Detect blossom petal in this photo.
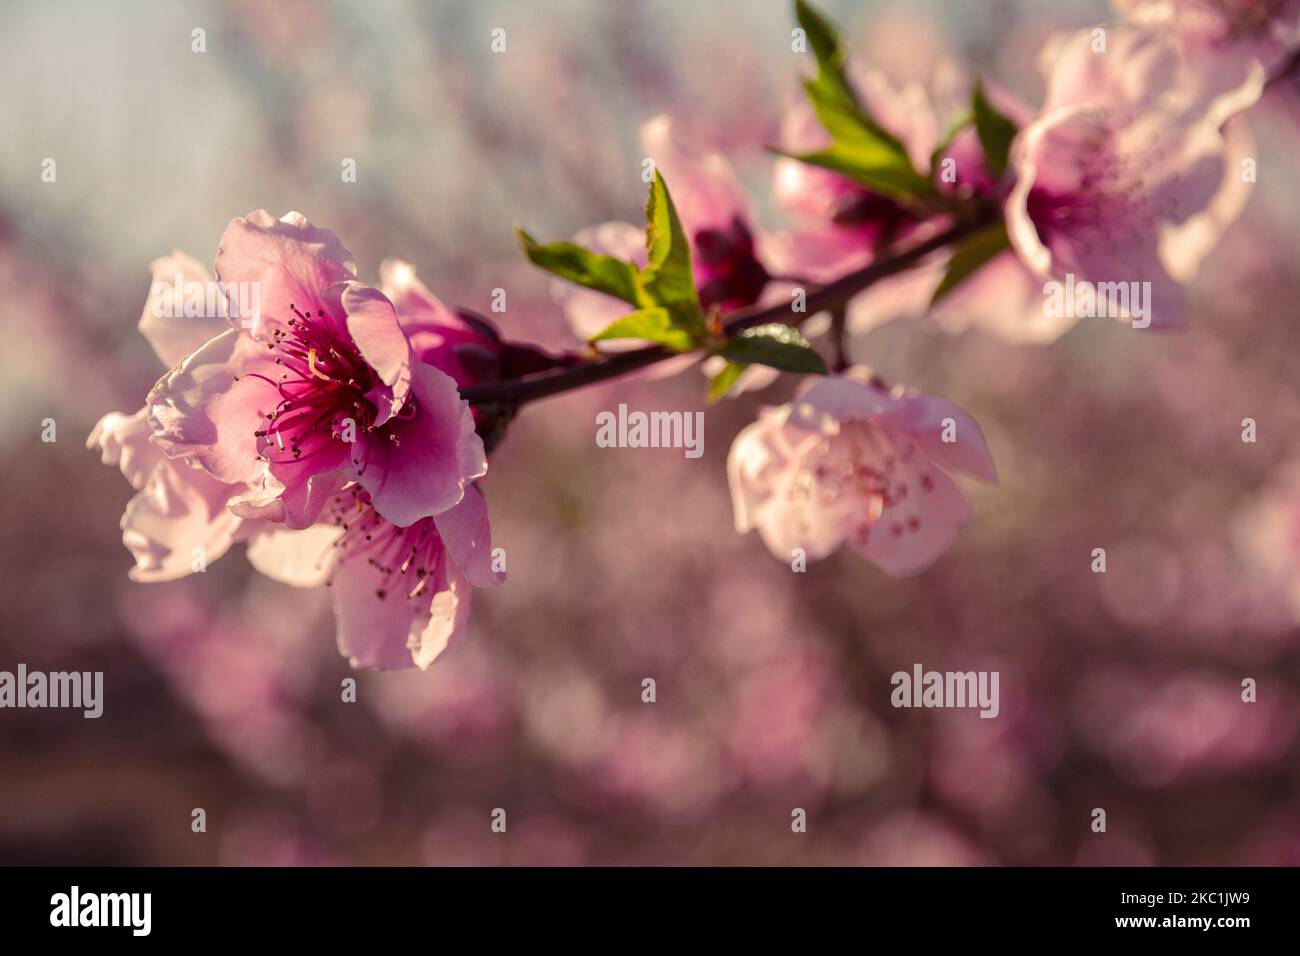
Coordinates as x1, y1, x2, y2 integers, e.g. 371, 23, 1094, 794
137, 250, 227, 368
849, 462, 973, 576
246, 523, 342, 587
147, 328, 282, 486
121, 461, 244, 582
409, 560, 473, 670
266, 468, 350, 530
87, 407, 164, 490
930, 251, 1079, 344
214, 210, 356, 339
355, 363, 487, 528
380, 258, 501, 382
881, 394, 998, 483
432, 484, 503, 587
339, 280, 412, 419
330, 553, 426, 670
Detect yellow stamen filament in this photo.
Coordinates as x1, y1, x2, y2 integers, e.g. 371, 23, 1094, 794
307, 348, 331, 381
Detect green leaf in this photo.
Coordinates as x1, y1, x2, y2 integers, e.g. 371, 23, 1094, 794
795, 0, 842, 70
718, 323, 827, 374
638, 172, 706, 343
521, 173, 706, 352
790, 1, 932, 201
707, 361, 748, 403
930, 221, 1011, 305
800, 72, 906, 156
516, 229, 643, 306
972, 80, 1018, 179
779, 141, 932, 201
591, 307, 698, 352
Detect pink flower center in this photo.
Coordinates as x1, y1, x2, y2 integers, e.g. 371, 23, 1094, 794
792, 421, 936, 546
246, 304, 382, 470
1024, 119, 1177, 259
324, 487, 445, 602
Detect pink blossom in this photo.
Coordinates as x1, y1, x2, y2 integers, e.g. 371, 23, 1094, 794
936, 31, 1254, 340
727, 368, 996, 574
146, 211, 485, 529
769, 62, 976, 261
769, 82, 939, 283
641, 115, 775, 313
89, 406, 247, 581
249, 484, 503, 670
1116, 0, 1300, 121
88, 251, 252, 581
92, 233, 506, 671
768, 69, 1027, 340
380, 255, 580, 412
1005, 27, 1254, 330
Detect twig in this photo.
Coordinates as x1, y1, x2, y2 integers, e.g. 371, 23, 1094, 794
459, 211, 994, 408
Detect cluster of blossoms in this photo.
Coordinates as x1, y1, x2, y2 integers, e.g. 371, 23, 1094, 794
92, 1, 1298, 669
92, 213, 512, 669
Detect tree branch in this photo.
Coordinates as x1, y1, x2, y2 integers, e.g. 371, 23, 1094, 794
459, 211, 995, 408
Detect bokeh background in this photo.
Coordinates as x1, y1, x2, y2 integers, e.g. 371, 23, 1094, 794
2, 0, 1299, 865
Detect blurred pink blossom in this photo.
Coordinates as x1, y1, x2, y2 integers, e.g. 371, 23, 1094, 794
727, 367, 996, 574
1116, 0, 1299, 121
1007, 26, 1254, 330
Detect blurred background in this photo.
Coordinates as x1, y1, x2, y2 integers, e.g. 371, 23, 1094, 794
2, 0, 1299, 865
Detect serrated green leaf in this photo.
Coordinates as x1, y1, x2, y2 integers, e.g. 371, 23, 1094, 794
591, 307, 698, 352
639, 172, 706, 343
707, 360, 748, 402
718, 323, 828, 374
641, 174, 700, 306
972, 80, 1018, 179
516, 229, 643, 305
930, 221, 1011, 305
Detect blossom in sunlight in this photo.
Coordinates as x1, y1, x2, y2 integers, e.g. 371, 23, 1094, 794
147, 210, 485, 529
92, 224, 507, 670
767, 59, 1055, 342
89, 251, 250, 581
727, 368, 996, 575
770, 71, 955, 280
249, 484, 503, 670
1005, 26, 1255, 331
